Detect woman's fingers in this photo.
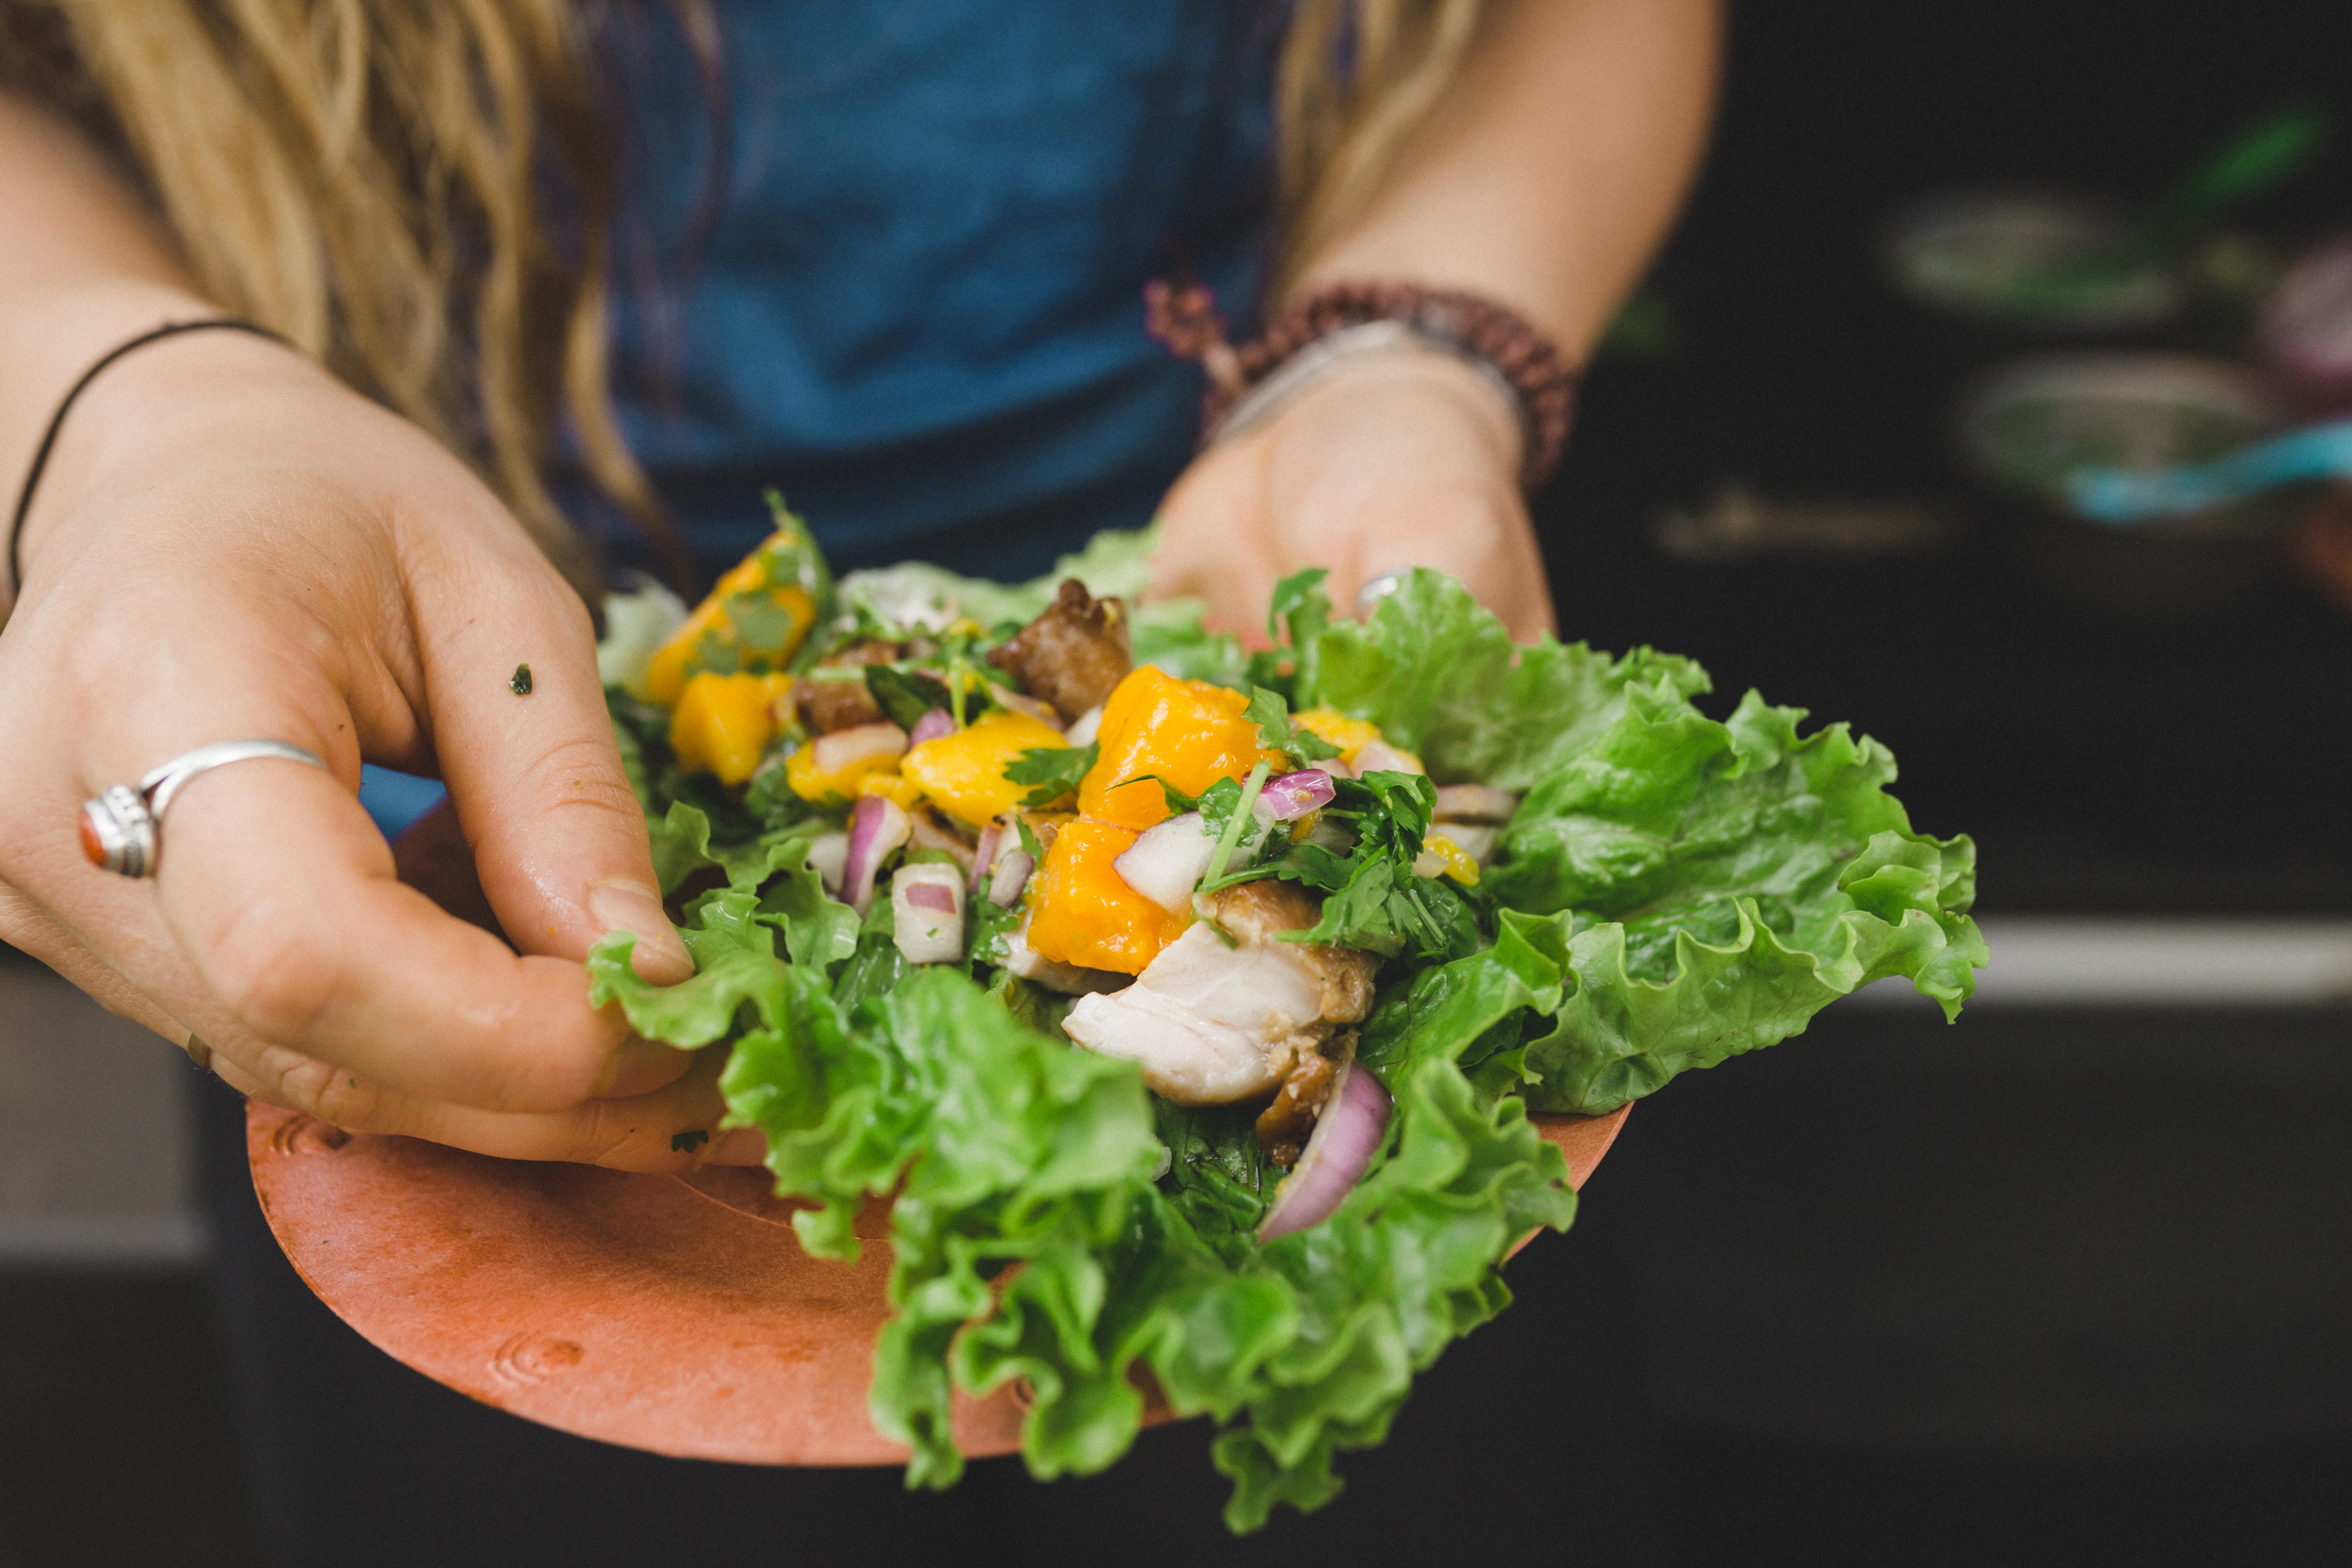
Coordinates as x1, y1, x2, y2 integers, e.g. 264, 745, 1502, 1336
1148, 347, 1555, 641
204, 1033, 741, 1173
1309, 483, 1557, 640
1149, 441, 1284, 642
153, 752, 685, 1111
404, 523, 691, 983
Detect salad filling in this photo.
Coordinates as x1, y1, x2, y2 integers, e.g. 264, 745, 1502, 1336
591, 500, 1987, 1530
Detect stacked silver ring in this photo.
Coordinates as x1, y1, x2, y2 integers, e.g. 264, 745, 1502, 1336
81, 740, 325, 878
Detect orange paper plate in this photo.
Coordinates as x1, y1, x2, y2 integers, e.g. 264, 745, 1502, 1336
247, 1098, 1627, 1465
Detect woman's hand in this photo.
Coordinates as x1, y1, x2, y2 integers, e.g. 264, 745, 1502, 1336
1149, 348, 1555, 641
0, 327, 755, 1172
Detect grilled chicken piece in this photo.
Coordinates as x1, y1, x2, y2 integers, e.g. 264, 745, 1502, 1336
792, 640, 899, 733
988, 578, 1131, 724
1063, 881, 1377, 1104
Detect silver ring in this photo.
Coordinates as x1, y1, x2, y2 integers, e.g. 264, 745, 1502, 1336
1356, 572, 1408, 611
81, 740, 326, 878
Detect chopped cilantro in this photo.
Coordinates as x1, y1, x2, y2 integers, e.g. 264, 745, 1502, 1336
1004, 742, 1097, 807
1243, 685, 1340, 763
1267, 567, 1332, 652
865, 665, 955, 730
1117, 773, 1201, 816
691, 628, 742, 675
508, 663, 533, 696
724, 590, 801, 656
1193, 774, 1244, 838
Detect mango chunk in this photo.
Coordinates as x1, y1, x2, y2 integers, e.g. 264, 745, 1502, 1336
1420, 832, 1482, 885
645, 528, 819, 705
857, 772, 925, 810
901, 708, 1070, 829
784, 724, 908, 802
1024, 819, 1188, 974
670, 671, 793, 786
1078, 667, 1283, 829
1294, 708, 1383, 759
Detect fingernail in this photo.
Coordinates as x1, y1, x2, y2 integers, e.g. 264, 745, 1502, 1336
709, 1126, 769, 1166
596, 1037, 692, 1098
588, 881, 693, 983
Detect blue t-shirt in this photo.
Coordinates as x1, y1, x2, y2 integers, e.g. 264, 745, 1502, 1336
587, 1, 1278, 582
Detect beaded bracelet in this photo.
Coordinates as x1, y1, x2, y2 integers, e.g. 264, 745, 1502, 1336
1145, 278, 1578, 489
6, 319, 291, 604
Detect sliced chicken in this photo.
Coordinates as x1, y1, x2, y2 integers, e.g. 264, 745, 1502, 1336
1063, 881, 1377, 1104
987, 578, 1131, 723
1002, 924, 1128, 996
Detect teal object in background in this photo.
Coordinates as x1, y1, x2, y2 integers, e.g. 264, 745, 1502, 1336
2068, 413, 2352, 522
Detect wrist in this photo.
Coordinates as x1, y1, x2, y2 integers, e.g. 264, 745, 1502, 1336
1219, 332, 1525, 473
9, 319, 315, 600
1147, 276, 1577, 487
1243, 339, 1525, 476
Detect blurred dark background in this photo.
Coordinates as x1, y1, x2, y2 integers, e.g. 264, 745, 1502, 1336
6, 3, 2351, 1564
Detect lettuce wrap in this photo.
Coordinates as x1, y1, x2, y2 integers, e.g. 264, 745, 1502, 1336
587, 515, 1985, 1530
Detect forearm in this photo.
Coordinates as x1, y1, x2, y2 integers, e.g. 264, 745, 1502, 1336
0, 91, 216, 611
1287, 0, 1721, 362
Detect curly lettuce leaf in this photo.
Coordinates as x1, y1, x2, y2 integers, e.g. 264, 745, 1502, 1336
718, 965, 1166, 1486
644, 805, 860, 969
1287, 567, 1983, 1111
1489, 689, 1985, 1112
1297, 569, 1712, 789
588, 893, 786, 1052
596, 883, 1586, 1530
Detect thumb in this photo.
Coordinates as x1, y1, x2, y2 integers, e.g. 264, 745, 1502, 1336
409, 535, 693, 984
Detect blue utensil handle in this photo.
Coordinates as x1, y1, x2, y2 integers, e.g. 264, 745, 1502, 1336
2068, 413, 2352, 523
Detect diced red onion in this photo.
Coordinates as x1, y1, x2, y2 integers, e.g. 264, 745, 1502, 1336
907, 707, 956, 746
813, 721, 908, 778
1259, 1061, 1391, 1240
969, 820, 1004, 893
1062, 702, 1105, 748
1350, 740, 1424, 777
1111, 811, 1214, 911
986, 848, 1036, 907
984, 680, 1063, 730
805, 830, 850, 894
1257, 769, 1337, 821
891, 864, 966, 964
844, 794, 911, 916
904, 880, 956, 913
1432, 784, 1519, 823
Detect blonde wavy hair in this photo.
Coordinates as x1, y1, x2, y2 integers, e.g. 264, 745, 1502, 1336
1, 0, 1483, 592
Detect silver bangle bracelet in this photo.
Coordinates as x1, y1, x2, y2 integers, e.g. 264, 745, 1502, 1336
1204, 319, 1530, 457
